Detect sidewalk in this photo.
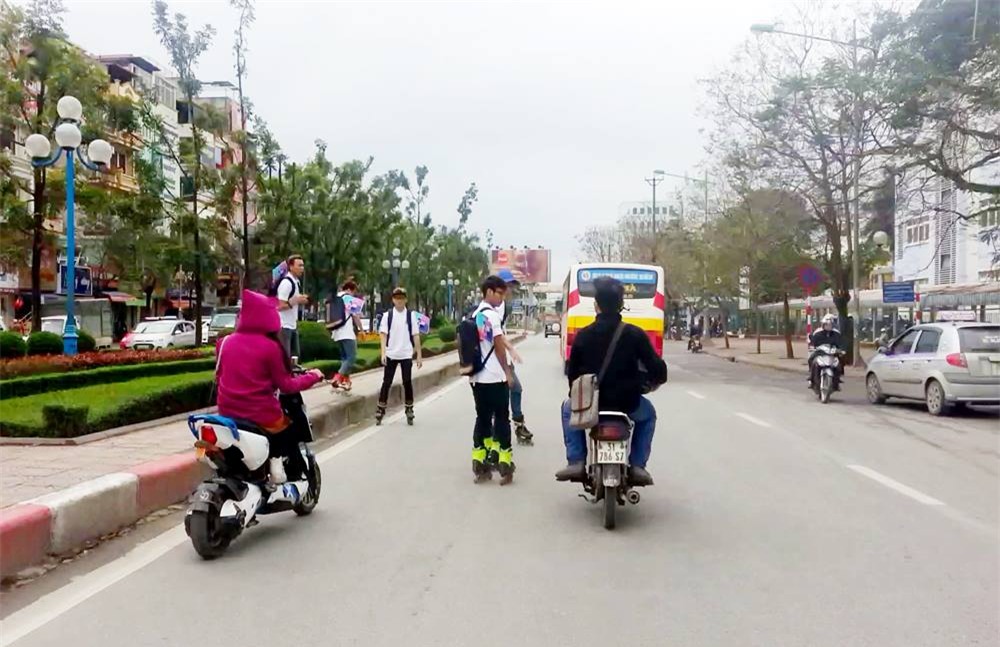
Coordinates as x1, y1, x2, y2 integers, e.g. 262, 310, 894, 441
693, 336, 873, 375
0, 348, 463, 509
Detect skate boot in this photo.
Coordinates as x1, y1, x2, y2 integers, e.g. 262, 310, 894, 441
374, 403, 387, 426
484, 438, 500, 471
497, 448, 515, 486
514, 418, 534, 445
330, 373, 343, 390
405, 404, 414, 426
340, 376, 353, 393
472, 448, 492, 483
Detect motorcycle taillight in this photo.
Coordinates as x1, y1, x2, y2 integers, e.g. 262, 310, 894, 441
591, 422, 630, 441
200, 425, 218, 446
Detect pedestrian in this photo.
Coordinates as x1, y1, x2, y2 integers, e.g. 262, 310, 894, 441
375, 287, 423, 426
495, 268, 533, 445
468, 275, 515, 484
329, 280, 362, 392
276, 255, 308, 359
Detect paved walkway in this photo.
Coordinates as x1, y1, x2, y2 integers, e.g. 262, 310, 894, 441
691, 336, 874, 375
0, 349, 465, 508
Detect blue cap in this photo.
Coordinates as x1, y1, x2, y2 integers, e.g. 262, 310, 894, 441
496, 268, 517, 284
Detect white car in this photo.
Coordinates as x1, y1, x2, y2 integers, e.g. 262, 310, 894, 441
125, 319, 197, 350
866, 322, 1000, 415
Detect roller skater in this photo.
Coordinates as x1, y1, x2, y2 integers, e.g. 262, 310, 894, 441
376, 287, 423, 425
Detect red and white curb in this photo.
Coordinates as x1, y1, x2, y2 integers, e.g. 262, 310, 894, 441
0, 455, 209, 578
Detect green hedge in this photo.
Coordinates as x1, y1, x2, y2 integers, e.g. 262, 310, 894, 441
0, 357, 217, 399
299, 321, 338, 362
27, 332, 63, 356
438, 327, 457, 343
0, 332, 26, 359
77, 330, 96, 353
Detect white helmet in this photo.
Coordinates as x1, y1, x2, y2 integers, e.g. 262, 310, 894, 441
821, 314, 837, 327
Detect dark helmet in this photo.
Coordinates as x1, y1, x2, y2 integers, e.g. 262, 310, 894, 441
593, 276, 624, 313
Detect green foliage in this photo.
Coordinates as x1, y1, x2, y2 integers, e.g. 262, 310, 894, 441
76, 330, 96, 354
0, 332, 27, 359
0, 357, 216, 398
430, 313, 450, 330
298, 321, 338, 362
438, 326, 457, 343
42, 405, 90, 438
26, 332, 64, 356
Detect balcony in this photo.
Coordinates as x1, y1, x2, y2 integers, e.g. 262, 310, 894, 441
96, 169, 140, 194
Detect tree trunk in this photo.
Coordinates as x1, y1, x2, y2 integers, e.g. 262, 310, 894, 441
721, 305, 730, 349
755, 306, 762, 354
30, 166, 46, 333
189, 97, 203, 346
833, 290, 852, 365
783, 292, 794, 359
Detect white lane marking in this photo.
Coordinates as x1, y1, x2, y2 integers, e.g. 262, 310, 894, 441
846, 465, 945, 506
735, 412, 772, 428
685, 390, 707, 400
0, 375, 470, 646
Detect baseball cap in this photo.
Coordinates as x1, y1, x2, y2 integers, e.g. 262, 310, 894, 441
496, 268, 518, 284
392, 287, 408, 297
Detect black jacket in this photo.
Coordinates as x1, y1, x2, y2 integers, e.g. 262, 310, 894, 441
567, 313, 668, 414
810, 328, 844, 350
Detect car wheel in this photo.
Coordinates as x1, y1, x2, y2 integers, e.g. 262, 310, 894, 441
866, 373, 887, 405
925, 379, 949, 416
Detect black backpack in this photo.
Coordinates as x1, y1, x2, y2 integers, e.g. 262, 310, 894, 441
269, 274, 296, 300
326, 295, 348, 331
458, 306, 495, 376
385, 308, 413, 347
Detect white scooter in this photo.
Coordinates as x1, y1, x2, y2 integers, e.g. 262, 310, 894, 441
810, 344, 843, 404
184, 386, 321, 559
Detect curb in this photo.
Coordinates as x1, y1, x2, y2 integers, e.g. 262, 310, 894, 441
704, 348, 810, 374
0, 357, 468, 580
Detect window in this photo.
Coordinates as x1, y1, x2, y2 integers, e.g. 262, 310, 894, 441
914, 329, 941, 354
0, 128, 13, 151
891, 328, 921, 355
939, 253, 952, 277
631, 207, 637, 215
905, 216, 930, 244
980, 203, 999, 228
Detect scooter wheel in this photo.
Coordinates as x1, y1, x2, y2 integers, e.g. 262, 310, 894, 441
294, 455, 322, 516
603, 486, 618, 530
187, 510, 231, 560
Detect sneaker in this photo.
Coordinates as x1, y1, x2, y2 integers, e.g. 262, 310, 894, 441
555, 462, 586, 482
269, 457, 288, 484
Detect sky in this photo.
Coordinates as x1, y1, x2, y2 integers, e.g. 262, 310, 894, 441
56, 0, 797, 281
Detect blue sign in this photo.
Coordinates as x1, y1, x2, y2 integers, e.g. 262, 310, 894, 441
882, 281, 915, 304
579, 268, 657, 284
57, 264, 93, 296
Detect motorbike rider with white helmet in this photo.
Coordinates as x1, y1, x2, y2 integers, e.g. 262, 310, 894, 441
808, 313, 845, 388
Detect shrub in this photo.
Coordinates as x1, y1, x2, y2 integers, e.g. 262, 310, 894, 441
88, 379, 214, 433
42, 405, 90, 438
0, 331, 26, 359
77, 330, 96, 353
438, 326, 457, 343
430, 313, 449, 330
1, 357, 216, 399
0, 347, 210, 379
298, 321, 338, 362
27, 332, 64, 356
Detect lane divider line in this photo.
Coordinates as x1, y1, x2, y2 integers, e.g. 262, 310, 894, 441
735, 412, 772, 428
685, 390, 707, 400
0, 375, 472, 647
846, 465, 945, 506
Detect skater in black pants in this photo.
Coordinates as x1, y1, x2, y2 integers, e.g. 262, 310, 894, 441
375, 288, 423, 425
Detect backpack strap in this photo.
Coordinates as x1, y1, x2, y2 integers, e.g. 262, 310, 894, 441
596, 323, 626, 386
406, 308, 414, 339
385, 308, 394, 346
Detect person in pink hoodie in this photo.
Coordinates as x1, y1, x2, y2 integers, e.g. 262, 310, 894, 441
216, 289, 324, 478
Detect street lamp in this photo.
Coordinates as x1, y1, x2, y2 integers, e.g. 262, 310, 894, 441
25, 95, 113, 355
381, 247, 409, 288
750, 21, 873, 367
644, 169, 665, 263
440, 271, 460, 320
652, 169, 713, 224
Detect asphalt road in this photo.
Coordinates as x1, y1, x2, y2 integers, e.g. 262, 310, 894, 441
2, 336, 997, 647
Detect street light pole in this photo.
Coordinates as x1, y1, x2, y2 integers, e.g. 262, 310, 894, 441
750, 21, 871, 366
645, 170, 665, 263
25, 96, 113, 356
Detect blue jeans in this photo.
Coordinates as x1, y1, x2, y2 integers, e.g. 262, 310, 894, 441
338, 339, 358, 376
509, 366, 524, 421
560, 396, 656, 468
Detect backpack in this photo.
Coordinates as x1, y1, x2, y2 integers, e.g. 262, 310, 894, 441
457, 306, 495, 376
385, 308, 414, 348
326, 295, 348, 331
268, 262, 295, 298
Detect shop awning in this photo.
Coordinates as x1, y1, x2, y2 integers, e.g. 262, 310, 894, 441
102, 291, 136, 303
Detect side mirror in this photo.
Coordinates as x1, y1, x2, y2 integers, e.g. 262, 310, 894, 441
877, 346, 889, 355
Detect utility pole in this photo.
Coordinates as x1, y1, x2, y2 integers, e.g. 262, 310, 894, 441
645, 171, 665, 263
851, 19, 864, 368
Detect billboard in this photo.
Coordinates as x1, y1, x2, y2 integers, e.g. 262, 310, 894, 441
490, 248, 551, 284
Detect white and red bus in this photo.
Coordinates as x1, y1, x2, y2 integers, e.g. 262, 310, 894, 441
560, 263, 665, 366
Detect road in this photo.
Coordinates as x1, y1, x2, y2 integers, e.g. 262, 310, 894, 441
2, 336, 997, 646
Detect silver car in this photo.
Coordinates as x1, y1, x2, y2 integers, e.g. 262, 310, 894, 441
866, 323, 1000, 415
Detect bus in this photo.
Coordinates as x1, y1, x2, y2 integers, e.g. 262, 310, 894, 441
560, 263, 665, 367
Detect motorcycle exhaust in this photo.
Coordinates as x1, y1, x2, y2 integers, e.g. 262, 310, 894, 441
626, 490, 641, 505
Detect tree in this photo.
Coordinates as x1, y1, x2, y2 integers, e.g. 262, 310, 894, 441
1, 0, 112, 331
230, 0, 255, 289
152, 0, 216, 345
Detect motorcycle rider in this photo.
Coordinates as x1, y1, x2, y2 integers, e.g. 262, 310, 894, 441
808, 313, 845, 388
556, 276, 667, 486
216, 289, 325, 483
688, 317, 703, 351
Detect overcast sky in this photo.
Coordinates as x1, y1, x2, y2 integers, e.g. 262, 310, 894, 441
59, 0, 797, 280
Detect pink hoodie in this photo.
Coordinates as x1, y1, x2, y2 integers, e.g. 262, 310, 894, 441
216, 289, 321, 428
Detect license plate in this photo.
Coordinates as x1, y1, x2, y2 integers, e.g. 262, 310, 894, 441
596, 441, 628, 464
134, 344, 153, 350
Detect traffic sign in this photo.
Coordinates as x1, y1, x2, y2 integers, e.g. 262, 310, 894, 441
797, 265, 822, 290
882, 281, 916, 304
